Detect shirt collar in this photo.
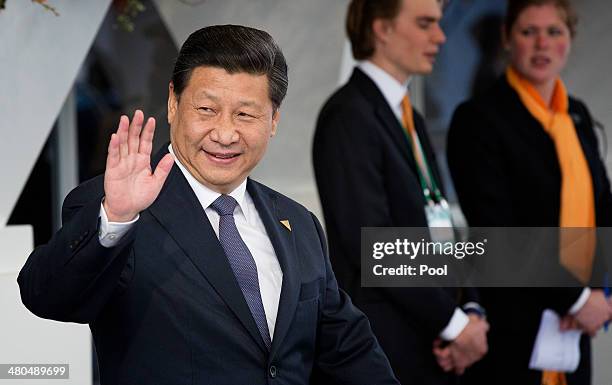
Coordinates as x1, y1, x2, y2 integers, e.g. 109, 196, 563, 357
358, 61, 411, 111
168, 144, 249, 216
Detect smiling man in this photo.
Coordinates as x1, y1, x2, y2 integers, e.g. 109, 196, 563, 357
313, 0, 488, 383
166, 66, 280, 196
18, 25, 399, 385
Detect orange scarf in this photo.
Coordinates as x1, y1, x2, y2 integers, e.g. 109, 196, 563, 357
507, 66, 595, 385
506, 66, 596, 281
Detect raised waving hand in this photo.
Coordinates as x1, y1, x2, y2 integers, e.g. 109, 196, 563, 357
103, 110, 174, 222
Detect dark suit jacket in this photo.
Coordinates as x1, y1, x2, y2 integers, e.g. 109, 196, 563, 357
447, 75, 612, 385
18, 147, 398, 385
313, 67, 476, 385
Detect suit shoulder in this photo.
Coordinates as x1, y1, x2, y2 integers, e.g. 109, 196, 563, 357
568, 95, 591, 118
249, 180, 315, 220
449, 97, 487, 132
568, 94, 587, 107
568, 96, 598, 144
451, 78, 519, 131
314, 82, 381, 148
317, 81, 373, 120
452, 79, 504, 116
467, 76, 517, 110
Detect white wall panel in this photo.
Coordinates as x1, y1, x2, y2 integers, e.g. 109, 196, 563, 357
0, 0, 111, 224
0, 2, 112, 384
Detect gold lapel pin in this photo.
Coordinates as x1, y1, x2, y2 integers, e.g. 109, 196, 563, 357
280, 220, 291, 232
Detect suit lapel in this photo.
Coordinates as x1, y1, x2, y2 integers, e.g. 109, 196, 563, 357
247, 180, 300, 358
571, 105, 603, 207
148, 155, 268, 353
375, 105, 420, 174
351, 68, 421, 180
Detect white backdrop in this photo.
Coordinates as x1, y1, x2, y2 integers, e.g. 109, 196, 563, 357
0, 2, 111, 384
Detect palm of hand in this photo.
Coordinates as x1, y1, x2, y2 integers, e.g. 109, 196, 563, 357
103, 110, 174, 222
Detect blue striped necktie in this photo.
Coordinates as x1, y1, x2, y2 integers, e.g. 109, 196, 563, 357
210, 194, 272, 349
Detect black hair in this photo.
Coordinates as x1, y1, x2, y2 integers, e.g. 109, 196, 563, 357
171, 24, 288, 110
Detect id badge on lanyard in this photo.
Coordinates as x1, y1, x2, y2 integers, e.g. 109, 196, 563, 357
401, 117, 454, 243
424, 196, 454, 243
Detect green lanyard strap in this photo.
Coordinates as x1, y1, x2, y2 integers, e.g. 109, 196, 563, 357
400, 121, 443, 204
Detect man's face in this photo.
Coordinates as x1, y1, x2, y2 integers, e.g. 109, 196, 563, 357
168, 66, 279, 194
374, 0, 446, 81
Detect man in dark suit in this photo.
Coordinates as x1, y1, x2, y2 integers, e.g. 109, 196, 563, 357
312, 0, 488, 383
18, 25, 399, 385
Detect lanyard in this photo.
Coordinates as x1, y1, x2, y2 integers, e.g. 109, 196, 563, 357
400, 120, 444, 205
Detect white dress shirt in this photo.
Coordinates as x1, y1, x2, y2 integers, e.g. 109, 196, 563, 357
98, 145, 283, 338
358, 60, 410, 122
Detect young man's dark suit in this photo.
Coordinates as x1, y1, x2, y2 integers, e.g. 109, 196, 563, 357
447, 75, 612, 385
313, 67, 477, 384
18, 146, 399, 385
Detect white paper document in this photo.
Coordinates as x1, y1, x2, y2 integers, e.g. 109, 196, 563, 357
529, 309, 582, 372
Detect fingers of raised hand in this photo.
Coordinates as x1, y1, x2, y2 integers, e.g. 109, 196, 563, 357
112, 110, 157, 160
127, 110, 145, 155
139, 117, 156, 156
116, 113, 131, 158
153, 153, 175, 186
107, 116, 128, 167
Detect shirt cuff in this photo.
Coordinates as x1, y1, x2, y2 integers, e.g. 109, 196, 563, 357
568, 287, 591, 315
462, 301, 486, 318
439, 307, 470, 341
98, 203, 139, 248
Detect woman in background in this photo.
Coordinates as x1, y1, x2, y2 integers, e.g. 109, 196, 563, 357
447, 0, 612, 384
